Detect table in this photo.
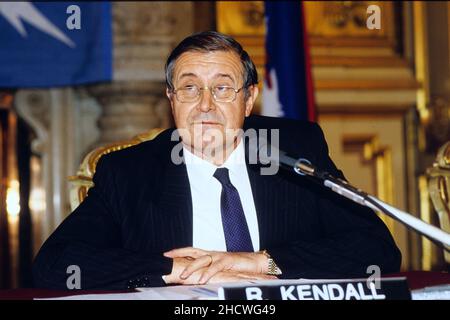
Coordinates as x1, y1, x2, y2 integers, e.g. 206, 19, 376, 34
0, 271, 448, 300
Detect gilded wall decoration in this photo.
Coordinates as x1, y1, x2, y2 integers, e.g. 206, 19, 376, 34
304, 1, 394, 40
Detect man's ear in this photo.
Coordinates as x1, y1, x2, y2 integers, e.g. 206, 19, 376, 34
166, 88, 175, 111
245, 85, 259, 117
166, 88, 172, 101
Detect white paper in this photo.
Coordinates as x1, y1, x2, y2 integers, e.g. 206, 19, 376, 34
411, 284, 450, 300
34, 291, 151, 300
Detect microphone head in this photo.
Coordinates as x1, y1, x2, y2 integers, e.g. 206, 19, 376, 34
294, 158, 315, 176
246, 136, 315, 176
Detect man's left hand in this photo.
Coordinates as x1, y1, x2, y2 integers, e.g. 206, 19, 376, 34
163, 247, 269, 284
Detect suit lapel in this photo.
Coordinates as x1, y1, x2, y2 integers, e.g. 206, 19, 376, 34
157, 129, 193, 248
246, 164, 268, 250
245, 145, 283, 250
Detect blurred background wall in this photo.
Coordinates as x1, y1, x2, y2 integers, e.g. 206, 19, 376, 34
0, 1, 449, 288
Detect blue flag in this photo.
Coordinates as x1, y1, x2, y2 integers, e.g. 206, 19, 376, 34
0, 1, 112, 88
263, 1, 316, 121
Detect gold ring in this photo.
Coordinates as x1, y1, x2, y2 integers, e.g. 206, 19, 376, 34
206, 254, 213, 267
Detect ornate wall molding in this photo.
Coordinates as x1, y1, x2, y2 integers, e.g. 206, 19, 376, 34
14, 88, 101, 246
14, 91, 49, 156
319, 115, 411, 269
342, 134, 394, 230
113, 2, 193, 82
87, 81, 170, 146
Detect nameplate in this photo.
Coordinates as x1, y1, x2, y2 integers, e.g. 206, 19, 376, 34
218, 277, 411, 300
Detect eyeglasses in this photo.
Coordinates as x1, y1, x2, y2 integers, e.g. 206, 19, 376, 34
172, 85, 244, 103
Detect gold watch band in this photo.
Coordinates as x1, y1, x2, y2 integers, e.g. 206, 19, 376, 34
261, 250, 282, 276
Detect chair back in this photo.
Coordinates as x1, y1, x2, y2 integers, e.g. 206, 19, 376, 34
68, 128, 165, 211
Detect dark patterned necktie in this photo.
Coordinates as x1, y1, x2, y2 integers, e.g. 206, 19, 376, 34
213, 167, 254, 252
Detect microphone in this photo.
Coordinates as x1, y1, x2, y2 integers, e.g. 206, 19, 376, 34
251, 141, 450, 248
257, 143, 331, 180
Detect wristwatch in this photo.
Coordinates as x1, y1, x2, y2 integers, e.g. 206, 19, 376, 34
261, 250, 282, 276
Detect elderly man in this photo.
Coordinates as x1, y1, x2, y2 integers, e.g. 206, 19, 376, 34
33, 31, 401, 290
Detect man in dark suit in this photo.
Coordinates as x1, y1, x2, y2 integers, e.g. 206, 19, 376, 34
33, 31, 401, 290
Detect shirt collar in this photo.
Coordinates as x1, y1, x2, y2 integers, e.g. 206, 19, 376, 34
183, 139, 247, 181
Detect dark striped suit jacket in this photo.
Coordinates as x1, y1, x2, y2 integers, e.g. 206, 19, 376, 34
33, 115, 401, 290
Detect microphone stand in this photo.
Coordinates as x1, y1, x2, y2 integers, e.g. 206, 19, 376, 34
286, 157, 450, 249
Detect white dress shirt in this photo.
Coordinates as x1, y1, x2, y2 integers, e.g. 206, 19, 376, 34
183, 140, 260, 252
